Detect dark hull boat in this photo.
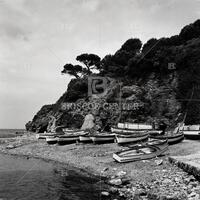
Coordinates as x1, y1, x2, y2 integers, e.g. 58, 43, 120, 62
115, 133, 149, 145
46, 136, 58, 144
150, 133, 184, 145
183, 131, 200, 140
113, 139, 168, 163
181, 125, 200, 140
79, 133, 92, 143
90, 133, 115, 144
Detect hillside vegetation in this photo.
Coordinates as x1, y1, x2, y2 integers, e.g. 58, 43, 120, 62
26, 19, 200, 132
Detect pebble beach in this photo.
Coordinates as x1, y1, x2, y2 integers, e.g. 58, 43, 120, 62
0, 133, 200, 200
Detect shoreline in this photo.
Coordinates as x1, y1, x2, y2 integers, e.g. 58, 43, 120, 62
0, 148, 100, 180
1, 134, 200, 199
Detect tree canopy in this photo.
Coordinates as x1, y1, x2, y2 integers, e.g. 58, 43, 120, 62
76, 53, 101, 74
61, 53, 101, 78
61, 64, 83, 78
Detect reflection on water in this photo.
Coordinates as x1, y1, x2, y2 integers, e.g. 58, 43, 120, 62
0, 154, 102, 200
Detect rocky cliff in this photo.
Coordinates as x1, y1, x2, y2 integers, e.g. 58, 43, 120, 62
26, 19, 200, 132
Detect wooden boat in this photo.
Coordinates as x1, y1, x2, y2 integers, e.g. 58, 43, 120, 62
46, 136, 58, 145
57, 131, 85, 145
90, 133, 116, 144
111, 122, 155, 134
117, 122, 153, 130
183, 131, 200, 139
79, 133, 92, 143
150, 133, 184, 145
55, 126, 80, 134
111, 127, 147, 134
36, 133, 63, 139
181, 125, 200, 139
115, 133, 149, 144
147, 130, 163, 135
113, 139, 168, 163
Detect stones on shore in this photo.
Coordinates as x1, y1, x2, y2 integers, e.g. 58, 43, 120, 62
107, 164, 200, 200
116, 171, 127, 177
109, 186, 118, 194
155, 159, 163, 166
101, 191, 110, 196
6, 144, 15, 149
109, 178, 123, 186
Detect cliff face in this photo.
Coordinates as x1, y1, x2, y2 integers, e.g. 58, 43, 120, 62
26, 20, 200, 132
26, 72, 181, 132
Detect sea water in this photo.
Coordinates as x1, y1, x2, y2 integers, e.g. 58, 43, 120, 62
0, 129, 103, 200
0, 154, 103, 200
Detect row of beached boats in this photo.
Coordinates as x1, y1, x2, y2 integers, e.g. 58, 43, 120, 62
36, 122, 186, 145
35, 122, 200, 163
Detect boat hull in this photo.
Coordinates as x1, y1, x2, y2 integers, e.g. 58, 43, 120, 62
46, 137, 58, 144
117, 123, 153, 130
113, 140, 168, 163
57, 136, 79, 145
79, 135, 92, 143
90, 135, 115, 144
150, 133, 184, 145
36, 133, 62, 139
183, 131, 200, 140
116, 134, 149, 144
111, 127, 150, 134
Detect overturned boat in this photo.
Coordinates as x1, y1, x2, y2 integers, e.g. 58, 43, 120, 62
115, 133, 149, 145
113, 139, 168, 163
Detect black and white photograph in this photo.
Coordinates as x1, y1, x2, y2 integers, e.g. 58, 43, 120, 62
1, 0, 200, 199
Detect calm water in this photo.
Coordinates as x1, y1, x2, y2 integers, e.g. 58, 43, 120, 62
0, 129, 104, 200
0, 129, 25, 138
0, 154, 103, 200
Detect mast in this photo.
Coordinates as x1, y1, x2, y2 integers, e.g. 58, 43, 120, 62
119, 81, 122, 122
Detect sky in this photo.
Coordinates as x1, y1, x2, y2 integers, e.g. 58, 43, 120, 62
0, 0, 200, 129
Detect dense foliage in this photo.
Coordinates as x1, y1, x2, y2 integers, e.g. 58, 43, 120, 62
26, 19, 200, 132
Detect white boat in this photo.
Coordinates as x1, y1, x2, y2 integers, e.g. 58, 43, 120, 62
111, 127, 147, 134
111, 122, 153, 134
115, 133, 149, 144
181, 125, 200, 139
113, 139, 168, 163
117, 122, 153, 130
36, 133, 62, 139
90, 133, 116, 144
46, 136, 58, 144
